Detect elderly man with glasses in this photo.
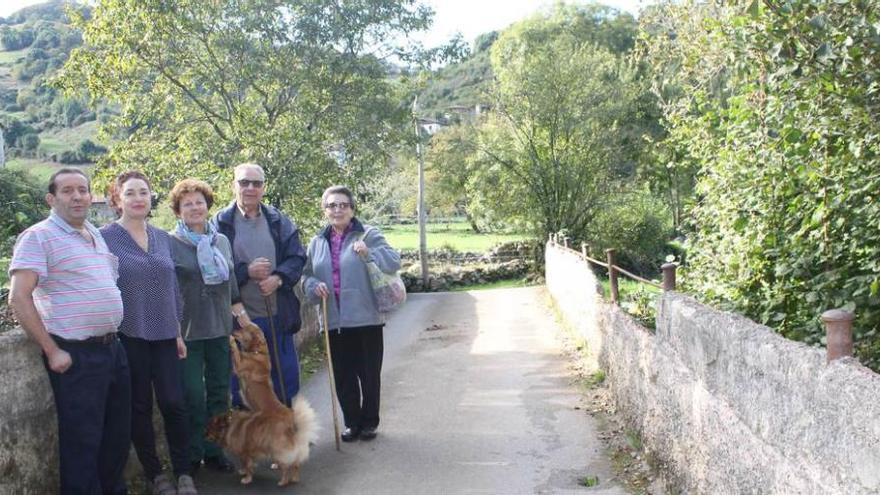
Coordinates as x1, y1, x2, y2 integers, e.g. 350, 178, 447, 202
212, 163, 307, 423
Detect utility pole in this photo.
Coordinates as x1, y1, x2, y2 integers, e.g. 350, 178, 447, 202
412, 97, 429, 288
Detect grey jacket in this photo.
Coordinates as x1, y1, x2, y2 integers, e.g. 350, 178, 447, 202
171, 233, 241, 341
302, 218, 401, 331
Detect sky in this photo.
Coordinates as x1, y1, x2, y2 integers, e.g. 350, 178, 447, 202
412, 0, 649, 48
2, 0, 651, 45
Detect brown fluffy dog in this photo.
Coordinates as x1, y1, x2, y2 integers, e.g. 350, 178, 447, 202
206, 396, 317, 486
229, 323, 278, 411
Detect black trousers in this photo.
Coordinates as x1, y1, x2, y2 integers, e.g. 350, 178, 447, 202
328, 325, 384, 429
46, 336, 131, 495
120, 335, 190, 479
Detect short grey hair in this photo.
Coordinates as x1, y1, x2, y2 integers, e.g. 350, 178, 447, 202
321, 185, 355, 211
233, 163, 265, 180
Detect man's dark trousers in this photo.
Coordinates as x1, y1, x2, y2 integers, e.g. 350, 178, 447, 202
46, 336, 131, 495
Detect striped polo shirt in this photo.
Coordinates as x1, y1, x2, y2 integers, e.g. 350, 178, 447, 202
9, 213, 124, 340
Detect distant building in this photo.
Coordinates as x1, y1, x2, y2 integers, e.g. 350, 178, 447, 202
443, 103, 491, 123
89, 195, 116, 226
417, 118, 445, 136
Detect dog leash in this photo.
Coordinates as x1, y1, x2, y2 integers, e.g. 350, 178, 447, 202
322, 295, 342, 451
264, 297, 289, 407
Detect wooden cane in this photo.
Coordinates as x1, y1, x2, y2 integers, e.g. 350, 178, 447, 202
322, 295, 342, 451
264, 297, 288, 406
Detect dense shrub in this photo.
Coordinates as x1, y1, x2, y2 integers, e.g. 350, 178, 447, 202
0, 168, 46, 243
20, 133, 39, 151
1, 118, 36, 148
0, 26, 34, 50
59, 150, 88, 164
585, 193, 673, 277
639, 1, 880, 369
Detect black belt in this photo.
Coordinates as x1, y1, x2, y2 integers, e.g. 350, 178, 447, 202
52, 333, 118, 345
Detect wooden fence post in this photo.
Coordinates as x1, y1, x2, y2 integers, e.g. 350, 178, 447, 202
605, 248, 619, 304
821, 309, 855, 363
563, 236, 569, 249
662, 263, 677, 292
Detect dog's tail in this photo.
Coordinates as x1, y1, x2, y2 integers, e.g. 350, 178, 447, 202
292, 395, 319, 457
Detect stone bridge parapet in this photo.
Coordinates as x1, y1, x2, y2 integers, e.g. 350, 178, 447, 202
545, 242, 880, 494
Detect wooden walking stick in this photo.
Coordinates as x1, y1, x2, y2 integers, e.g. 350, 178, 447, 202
264, 298, 289, 406
322, 295, 342, 451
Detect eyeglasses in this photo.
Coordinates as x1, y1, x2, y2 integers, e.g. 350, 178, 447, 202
324, 202, 351, 211
237, 179, 264, 189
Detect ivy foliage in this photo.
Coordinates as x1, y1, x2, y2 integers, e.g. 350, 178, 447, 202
639, 0, 880, 368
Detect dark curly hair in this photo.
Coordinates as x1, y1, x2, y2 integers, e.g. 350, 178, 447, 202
107, 170, 152, 216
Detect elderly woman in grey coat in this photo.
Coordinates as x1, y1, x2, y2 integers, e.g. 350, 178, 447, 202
302, 185, 401, 442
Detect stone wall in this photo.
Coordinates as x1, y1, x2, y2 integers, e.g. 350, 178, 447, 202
0, 286, 319, 494
545, 242, 880, 495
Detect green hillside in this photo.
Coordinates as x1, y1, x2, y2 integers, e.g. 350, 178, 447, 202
417, 32, 496, 119
0, 1, 104, 174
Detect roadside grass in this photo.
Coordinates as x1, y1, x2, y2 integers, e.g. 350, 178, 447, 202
449, 277, 533, 292
598, 276, 662, 329
381, 221, 528, 252
297, 333, 327, 383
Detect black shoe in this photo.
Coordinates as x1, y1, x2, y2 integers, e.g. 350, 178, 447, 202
204, 454, 235, 473
341, 427, 361, 442
359, 426, 377, 441
189, 460, 202, 477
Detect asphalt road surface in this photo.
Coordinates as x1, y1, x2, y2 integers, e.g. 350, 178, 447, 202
197, 287, 627, 494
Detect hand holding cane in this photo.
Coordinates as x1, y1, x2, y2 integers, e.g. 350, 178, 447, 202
322, 294, 342, 451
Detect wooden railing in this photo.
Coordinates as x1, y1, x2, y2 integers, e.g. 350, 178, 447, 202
548, 233, 675, 304
547, 233, 857, 364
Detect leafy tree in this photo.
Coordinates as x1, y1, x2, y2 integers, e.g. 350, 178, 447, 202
56, 0, 438, 224
425, 124, 482, 229
476, 5, 647, 241
473, 31, 498, 53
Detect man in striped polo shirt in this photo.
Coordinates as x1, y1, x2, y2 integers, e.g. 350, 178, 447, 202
8, 168, 131, 495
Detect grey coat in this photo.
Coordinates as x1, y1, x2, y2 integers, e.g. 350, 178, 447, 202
302, 219, 401, 331
171, 233, 240, 341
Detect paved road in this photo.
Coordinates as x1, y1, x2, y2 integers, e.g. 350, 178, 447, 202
198, 287, 627, 494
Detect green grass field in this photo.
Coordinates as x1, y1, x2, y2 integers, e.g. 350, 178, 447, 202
4, 158, 62, 183
0, 48, 28, 65
37, 136, 69, 154
381, 222, 529, 252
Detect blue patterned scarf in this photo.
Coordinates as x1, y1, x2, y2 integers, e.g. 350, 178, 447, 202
173, 220, 230, 285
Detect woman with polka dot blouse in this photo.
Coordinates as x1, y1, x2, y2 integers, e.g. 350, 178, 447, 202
100, 171, 196, 495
